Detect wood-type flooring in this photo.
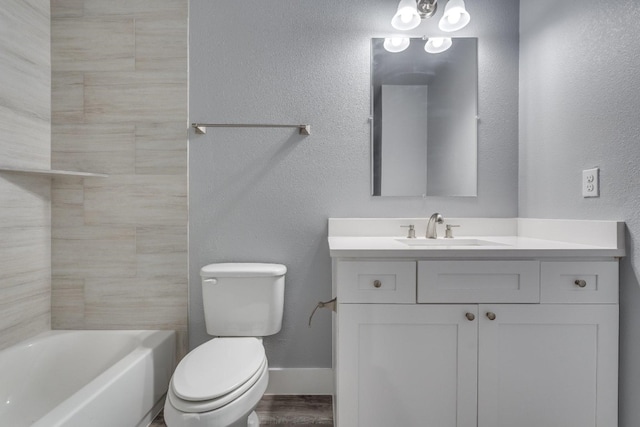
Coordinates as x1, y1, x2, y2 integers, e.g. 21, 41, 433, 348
151, 395, 334, 426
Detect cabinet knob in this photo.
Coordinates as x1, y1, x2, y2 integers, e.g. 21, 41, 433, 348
465, 312, 475, 321
574, 279, 587, 288
486, 312, 496, 321
373, 280, 382, 288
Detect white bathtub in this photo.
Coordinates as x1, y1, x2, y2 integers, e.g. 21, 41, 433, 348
0, 330, 176, 427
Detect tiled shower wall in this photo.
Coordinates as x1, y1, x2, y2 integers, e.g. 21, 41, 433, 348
50, 0, 189, 354
0, 0, 51, 350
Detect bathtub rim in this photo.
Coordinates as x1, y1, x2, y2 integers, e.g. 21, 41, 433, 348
0, 329, 176, 427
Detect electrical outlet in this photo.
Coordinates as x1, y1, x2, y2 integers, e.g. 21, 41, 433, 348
582, 168, 600, 198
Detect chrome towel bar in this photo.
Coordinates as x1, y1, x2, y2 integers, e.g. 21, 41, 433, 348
192, 123, 311, 135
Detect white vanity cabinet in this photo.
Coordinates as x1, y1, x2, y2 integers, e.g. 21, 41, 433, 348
477, 303, 618, 427
337, 303, 479, 427
334, 259, 619, 427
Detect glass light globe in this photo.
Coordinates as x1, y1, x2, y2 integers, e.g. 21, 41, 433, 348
384, 37, 411, 53
424, 37, 452, 54
438, 0, 470, 32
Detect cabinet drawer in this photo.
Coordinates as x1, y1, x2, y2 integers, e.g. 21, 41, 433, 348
540, 261, 618, 303
418, 261, 540, 303
336, 261, 416, 303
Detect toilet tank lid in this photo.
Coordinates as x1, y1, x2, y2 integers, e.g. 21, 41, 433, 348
201, 263, 287, 278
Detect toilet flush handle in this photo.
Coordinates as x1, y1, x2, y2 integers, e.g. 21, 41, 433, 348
308, 297, 337, 327
203, 278, 218, 285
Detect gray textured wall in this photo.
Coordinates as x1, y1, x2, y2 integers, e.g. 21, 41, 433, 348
189, 0, 520, 367
519, 1, 640, 425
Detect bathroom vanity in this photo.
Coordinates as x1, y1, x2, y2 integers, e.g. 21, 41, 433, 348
329, 218, 624, 427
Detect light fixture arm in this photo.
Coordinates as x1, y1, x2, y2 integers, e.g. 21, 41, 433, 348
416, 0, 438, 19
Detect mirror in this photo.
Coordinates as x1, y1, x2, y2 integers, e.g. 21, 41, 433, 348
371, 37, 478, 197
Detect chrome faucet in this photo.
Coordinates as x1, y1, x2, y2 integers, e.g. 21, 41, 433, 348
426, 213, 444, 238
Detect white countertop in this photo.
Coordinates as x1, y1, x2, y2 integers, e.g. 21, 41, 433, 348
328, 218, 625, 259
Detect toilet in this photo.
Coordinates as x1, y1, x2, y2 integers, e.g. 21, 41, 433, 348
164, 263, 286, 427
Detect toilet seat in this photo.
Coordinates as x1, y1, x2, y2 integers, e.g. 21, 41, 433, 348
169, 337, 267, 413
164, 361, 269, 426
168, 357, 267, 413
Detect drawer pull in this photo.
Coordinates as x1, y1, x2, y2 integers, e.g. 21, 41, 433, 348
574, 279, 587, 288
486, 312, 496, 321
465, 312, 475, 321
373, 280, 382, 288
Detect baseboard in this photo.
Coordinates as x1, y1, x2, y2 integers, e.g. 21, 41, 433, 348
265, 368, 334, 395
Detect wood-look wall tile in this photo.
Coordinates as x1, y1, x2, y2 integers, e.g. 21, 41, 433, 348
83, 175, 187, 226
52, 72, 84, 124
52, 203, 85, 228
0, 268, 49, 293
52, 17, 135, 72
0, 103, 50, 169
0, 271, 50, 350
84, 278, 187, 329
0, 0, 50, 68
52, 177, 85, 227
135, 124, 187, 175
135, 18, 188, 72
52, 177, 84, 205
137, 253, 188, 279
52, 124, 136, 174
0, 312, 49, 352
0, 0, 50, 169
136, 226, 187, 254
0, 176, 51, 228
0, 108, 50, 169
84, 71, 187, 124
51, 277, 85, 329
135, 146, 187, 175
0, 273, 49, 304
0, 54, 50, 118
0, 290, 49, 341
84, 0, 187, 19
52, 226, 137, 278
0, 0, 51, 348
48, 0, 188, 357
51, 0, 84, 18
175, 329, 189, 360
0, 227, 50, 281
51, 71, 84, 124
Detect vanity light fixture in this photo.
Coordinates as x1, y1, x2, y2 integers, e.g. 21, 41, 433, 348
383, 37, 411, 52
424, 37, 452, 53
390, 0, 470, 32
438, 0, 470, 32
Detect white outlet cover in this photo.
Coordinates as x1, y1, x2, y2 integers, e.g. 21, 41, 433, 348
582, 167, 600, 198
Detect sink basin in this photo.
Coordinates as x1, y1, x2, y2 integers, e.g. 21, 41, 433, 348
396, 238, 507, 247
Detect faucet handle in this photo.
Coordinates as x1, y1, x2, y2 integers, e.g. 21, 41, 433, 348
401, 224, 416, 239
444, 224, 460, 239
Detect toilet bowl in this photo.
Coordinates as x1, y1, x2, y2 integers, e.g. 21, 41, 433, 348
164, 338, 268, 427
164, 263, 286, 427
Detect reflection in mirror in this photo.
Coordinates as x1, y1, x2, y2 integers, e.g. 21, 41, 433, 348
371, 37, 478, 197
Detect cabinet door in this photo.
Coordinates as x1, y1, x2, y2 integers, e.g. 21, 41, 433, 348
478, 304, 618, 427
336, 304, 478, 427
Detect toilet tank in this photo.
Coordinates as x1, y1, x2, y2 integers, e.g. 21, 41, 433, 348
200, 263, 286, 337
